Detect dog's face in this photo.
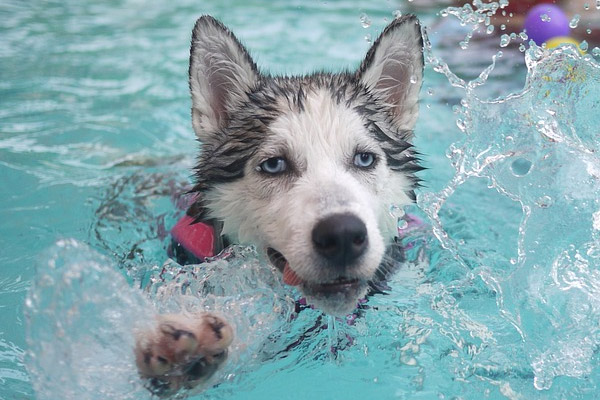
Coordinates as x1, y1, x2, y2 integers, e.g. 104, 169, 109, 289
188, 16, 423, 315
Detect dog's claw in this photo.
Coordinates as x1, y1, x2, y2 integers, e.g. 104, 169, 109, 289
135, 313, 233, 396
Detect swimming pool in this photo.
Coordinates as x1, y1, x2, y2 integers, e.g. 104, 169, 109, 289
3, 0, 600, 399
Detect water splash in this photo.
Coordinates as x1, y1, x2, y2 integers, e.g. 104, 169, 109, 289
25, 240, 298, 399
24, 239, 152, 400
419, 44, 600, 390
359, 12, 371, 28
439, 0, 508, 49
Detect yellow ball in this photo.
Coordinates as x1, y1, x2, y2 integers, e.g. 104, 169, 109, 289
544, 36, 585, 54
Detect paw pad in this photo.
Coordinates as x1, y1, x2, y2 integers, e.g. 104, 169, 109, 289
135, 313, 233, 396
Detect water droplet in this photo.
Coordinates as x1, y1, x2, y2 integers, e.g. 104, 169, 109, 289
427, 87, 434, 96
510, 158, 532, 177
592, 47, 600, 56
364, 34, 372, 43
536, 195, 554, 208
410, 75, 417, 84
587, 244, 600, 258
580, 40, 589, 52
540, 13, 551, 22
593, 210, 600, 231
584, 2, 590, 10
570, 15, 580, 29
500, 24, 506, 31
534, 374, 552, 390
500, 34, 511, 47
597, 0, 600, 10
587, 28, 593, 35
519, 44, 526, 52
398, 219, 409, 230
389, 205, 406, 219
359, 12, 372, 28
486, 25, 495, 35
393, 10, 402, 19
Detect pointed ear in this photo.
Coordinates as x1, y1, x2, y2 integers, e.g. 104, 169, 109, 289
189, 16, 260, 139
357, 15, 424, 131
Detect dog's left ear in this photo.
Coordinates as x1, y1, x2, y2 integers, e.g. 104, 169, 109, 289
358, 15, 424, 131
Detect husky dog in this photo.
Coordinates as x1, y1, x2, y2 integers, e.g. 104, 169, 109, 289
135, 14, 423, 394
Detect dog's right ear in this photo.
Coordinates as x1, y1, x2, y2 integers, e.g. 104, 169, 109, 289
189, 16, 259, 139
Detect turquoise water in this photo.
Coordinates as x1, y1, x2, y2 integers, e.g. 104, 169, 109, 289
3, 0, 600, 399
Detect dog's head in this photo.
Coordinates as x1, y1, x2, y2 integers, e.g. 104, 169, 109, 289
188, 15, 423, 315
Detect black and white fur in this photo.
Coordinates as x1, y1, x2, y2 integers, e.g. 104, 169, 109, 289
136, 14, 424, 394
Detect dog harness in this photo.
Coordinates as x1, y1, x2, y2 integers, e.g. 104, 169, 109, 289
168, 215, 220, 264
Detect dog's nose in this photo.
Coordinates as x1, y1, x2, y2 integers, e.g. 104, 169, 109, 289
312, 213, 368, 266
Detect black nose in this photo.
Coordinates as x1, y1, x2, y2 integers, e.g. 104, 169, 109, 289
312, 213, 368, 266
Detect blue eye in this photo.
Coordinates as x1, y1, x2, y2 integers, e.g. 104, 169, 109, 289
353, 152, 376, 168
259, 157, 287, 174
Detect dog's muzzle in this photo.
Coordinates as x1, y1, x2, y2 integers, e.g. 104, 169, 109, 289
267, 213, 371, 296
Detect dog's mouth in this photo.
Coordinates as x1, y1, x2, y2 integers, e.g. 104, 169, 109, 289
266, 247, 361, 293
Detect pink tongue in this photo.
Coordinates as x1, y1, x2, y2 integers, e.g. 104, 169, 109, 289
283, 262, 303, 286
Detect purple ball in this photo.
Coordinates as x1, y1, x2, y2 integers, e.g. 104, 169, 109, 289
523, 4, 570, 46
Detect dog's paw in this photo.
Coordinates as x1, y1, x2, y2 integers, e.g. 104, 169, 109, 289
134, 313, 233, 396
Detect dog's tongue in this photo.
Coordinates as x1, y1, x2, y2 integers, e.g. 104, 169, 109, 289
283, 262, 303, 286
